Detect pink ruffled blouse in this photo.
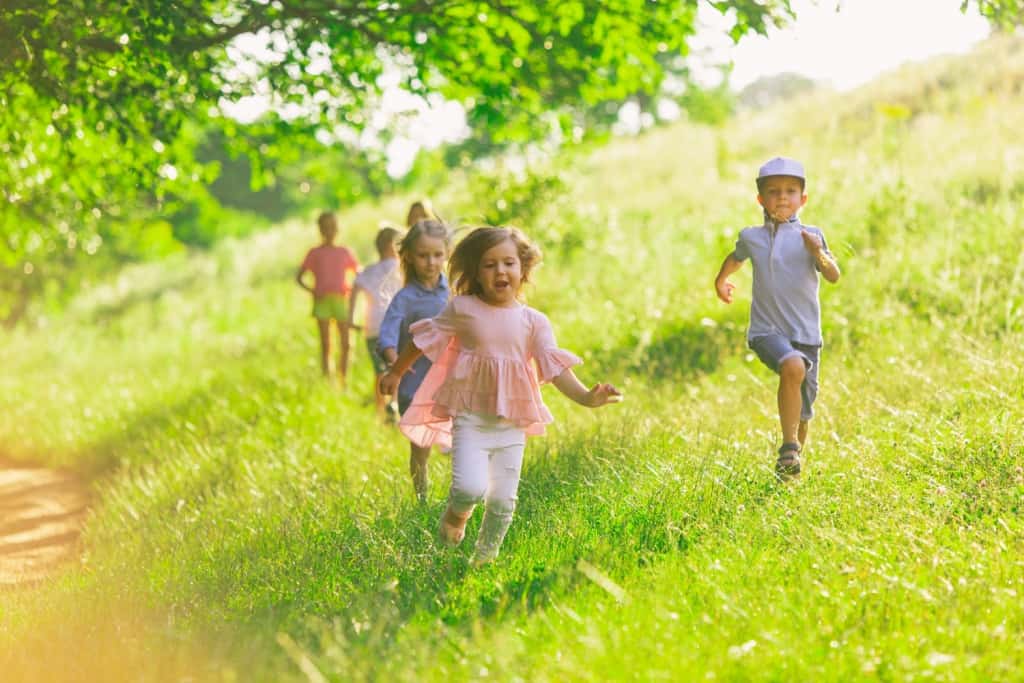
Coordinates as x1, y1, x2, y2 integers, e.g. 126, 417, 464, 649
399, 295, 581, 448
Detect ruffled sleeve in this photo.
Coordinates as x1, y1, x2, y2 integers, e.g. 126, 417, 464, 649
410, 299, 457, 362
530, 310, 582, 384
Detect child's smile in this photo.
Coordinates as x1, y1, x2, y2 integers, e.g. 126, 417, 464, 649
477, 239, 522, 306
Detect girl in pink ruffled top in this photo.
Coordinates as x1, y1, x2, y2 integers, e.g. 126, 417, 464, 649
379, 226, 622, 566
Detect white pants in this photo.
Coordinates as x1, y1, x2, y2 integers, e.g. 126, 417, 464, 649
449, 413, 526, 561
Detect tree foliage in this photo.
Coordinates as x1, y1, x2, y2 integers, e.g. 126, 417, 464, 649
2, 0, 806, 325
966, 0, 1024, 27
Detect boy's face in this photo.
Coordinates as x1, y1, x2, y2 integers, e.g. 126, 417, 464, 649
757, 175, 807, 223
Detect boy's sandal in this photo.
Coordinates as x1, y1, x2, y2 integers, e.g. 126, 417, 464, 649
775, 442, 802, 480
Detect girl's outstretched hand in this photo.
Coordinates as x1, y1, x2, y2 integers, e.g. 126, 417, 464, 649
587, 382, 623, 407
379, 371, 400, 396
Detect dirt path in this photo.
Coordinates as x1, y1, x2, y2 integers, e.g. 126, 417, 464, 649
0, 459, 90, 587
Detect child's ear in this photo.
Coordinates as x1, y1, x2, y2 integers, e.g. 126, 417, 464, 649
800, 193, 809, 207
756, 195, 765, 207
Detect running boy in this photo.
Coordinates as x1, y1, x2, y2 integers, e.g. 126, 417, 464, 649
714, 157, 840, 480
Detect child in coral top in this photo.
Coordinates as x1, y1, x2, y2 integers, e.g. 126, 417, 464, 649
296, 211, 360, 382
380, 227, 622, 566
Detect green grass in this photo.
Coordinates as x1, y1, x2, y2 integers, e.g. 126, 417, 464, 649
2, 34, 1023, 682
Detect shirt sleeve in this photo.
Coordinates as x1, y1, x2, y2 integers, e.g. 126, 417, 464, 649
529, 311, 582, 384
377, 290, 406, 353
732, 231, 750, 262
409, 299, 457, 362
299, 248, 315, 272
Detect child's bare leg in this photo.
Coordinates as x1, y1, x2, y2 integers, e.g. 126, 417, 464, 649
778, 357, 806, 445
409, 443, 431, 501
798, 420, 809, 448
373, 375, 390, 419
316, 319, 332, 376
336, 320, 350, 387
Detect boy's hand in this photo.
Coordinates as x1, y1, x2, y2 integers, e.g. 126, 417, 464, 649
715, 278, 735, 304
801, 229, 824, 254
379, 371, 400, 396
587, 382, 623, 407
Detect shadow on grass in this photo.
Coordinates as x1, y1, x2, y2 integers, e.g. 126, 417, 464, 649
590, 308, 749, 383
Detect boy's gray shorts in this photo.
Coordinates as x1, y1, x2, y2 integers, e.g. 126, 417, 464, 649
749, 334, 821, 421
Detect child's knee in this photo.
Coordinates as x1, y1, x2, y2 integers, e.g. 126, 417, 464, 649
450, 481, 487, 507
484, 494, 517, 519
780, 356, 806, 383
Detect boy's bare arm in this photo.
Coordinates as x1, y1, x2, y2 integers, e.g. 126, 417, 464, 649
815, 251, 840, 283
714, 253, 743, 303
800, 230, 840, 283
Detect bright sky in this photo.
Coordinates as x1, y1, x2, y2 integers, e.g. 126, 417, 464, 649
702, 0, 991, 91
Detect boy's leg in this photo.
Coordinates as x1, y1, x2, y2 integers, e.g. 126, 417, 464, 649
751, 335, 809, 479
778, 356, 806, 446
316, 318, 332, 375
795, 342, 820, 450
473, 441, 526, 566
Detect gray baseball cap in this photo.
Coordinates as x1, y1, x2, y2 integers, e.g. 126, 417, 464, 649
757, 157, 805, 185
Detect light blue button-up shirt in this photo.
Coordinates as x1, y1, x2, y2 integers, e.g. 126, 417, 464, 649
732, 215, 832, 346
377, 274, 450, 400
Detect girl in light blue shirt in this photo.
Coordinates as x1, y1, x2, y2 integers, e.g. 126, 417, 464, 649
378, 219, 452, 501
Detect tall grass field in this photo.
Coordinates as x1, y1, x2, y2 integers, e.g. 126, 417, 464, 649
1, 35, 1023, 682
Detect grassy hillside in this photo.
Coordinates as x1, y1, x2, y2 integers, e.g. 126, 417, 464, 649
2, 34, 1023, 682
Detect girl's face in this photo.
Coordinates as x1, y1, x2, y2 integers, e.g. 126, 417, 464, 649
476, 239, 522, 306
409, 234, 447, 287
757, 175, 807, 223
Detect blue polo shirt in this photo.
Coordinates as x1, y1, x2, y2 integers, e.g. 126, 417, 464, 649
732, 215, 833, 346
378, 274, 450, 401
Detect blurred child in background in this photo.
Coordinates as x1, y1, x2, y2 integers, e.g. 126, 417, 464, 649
296, 211, 360, 383
349, 225, 403, 421
406, 199, 435, 228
